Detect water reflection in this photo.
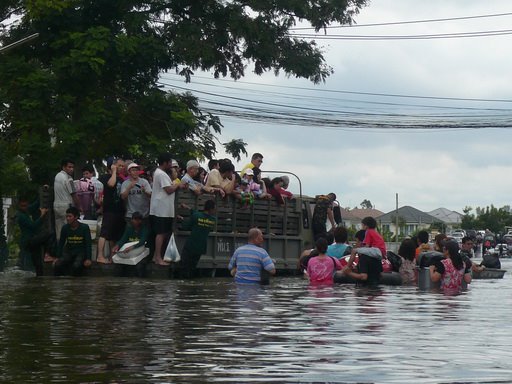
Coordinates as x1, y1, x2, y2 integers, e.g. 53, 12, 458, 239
1, 261, 512, 383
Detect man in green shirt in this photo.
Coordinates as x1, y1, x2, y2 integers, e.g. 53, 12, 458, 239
16, 198, 50, 275
53, 207, 92, 276
112, 211, 149, 254
180, 200, 216, 278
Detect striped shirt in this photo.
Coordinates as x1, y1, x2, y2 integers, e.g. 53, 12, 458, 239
228, 244, 275, 284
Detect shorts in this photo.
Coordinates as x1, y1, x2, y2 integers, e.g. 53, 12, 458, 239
150, 215, 173, 235
99, 212, 126, 241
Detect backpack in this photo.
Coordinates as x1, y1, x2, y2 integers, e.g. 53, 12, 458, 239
386, 251, 402, 272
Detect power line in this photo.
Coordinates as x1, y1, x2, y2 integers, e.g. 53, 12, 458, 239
160, 72, 512, 104
159, 74, 512, 113
290, 11, 512, 30
291, 28, 512, 40
158, 79, 512, 120
157, 81, 512, 131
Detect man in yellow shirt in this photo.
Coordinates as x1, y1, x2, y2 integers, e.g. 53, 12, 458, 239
240, 152, 263, 177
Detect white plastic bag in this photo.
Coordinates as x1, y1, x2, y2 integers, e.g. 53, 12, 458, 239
163, 233, 181, 262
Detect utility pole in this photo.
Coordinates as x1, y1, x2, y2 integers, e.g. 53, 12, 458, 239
395, 193, 399, 243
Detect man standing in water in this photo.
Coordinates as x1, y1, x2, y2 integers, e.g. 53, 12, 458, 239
179, 200, 217, 278
228, 228, 276, 284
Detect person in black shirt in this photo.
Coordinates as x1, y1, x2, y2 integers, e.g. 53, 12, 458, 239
97, 157, 126, 263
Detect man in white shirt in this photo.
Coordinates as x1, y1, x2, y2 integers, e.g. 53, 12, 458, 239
150, 153, 188, 265
53, 159, 80, 240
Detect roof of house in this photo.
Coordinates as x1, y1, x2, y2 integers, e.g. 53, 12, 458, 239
377, 205, 440, 224
428, 207, 463, 224
340, 208, 385, 222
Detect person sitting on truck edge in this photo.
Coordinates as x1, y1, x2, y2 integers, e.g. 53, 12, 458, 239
240, 152, 263, 178
312, 193, 337, 241
178, 200, 217, 278
415, 230, 432, 260
228, 228, 276, 284
205, 160, 235, 196
203, 159, 219, 185
53, 207, 92, 276
181, 160, 208, 196
252, 167, 271, 199
327, 226, 350, 259
268, 177, 293, 205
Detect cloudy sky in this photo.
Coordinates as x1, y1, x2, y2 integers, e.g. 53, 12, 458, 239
160, 0, 512, 215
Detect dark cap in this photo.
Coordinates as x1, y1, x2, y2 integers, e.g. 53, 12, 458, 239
131, 211, 143, 220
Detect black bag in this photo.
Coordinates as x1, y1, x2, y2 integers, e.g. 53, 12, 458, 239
386, 251, 402, 272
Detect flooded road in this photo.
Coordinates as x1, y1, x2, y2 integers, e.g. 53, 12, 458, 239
1, 259, 511, 383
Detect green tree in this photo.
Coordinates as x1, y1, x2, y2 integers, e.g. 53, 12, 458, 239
360, 199, 373, 209
1, 0, 368, 187
461, 206, 477, 231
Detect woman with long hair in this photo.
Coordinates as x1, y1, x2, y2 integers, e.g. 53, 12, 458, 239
398, 238, 417, 284
430, 239, 471, 294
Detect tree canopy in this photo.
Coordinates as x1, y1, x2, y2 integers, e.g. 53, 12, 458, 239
462, 205, 512, 234
0, 0, 367, 190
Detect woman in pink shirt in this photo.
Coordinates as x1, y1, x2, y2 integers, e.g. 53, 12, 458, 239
307, 238, 342, 285
430, 239, 471, 294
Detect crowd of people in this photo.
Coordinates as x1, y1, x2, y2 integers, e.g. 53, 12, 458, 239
16, 151, 295, 277
15, 151, 501, 291
299, 223, 501, 294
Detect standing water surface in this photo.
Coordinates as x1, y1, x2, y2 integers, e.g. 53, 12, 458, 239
1, 259, 512, 383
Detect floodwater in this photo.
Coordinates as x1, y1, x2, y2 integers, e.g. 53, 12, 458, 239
1, 259, 512, 384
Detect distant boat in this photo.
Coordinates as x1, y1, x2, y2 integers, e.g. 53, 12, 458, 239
472, 268, 506, 279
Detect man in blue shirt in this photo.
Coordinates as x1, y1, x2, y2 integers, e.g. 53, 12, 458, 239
228, 228, 276, 284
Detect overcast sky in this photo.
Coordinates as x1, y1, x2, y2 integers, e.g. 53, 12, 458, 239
160, 0, 512, 215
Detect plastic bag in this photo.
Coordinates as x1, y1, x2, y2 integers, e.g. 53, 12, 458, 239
163, 233, 181, 262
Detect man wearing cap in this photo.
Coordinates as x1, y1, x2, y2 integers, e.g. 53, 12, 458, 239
121, 162, 152, 221
180, 160, 204, 196
170, 159, 181, 183
150, 153, 188, 265
97, 157, 126, 264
